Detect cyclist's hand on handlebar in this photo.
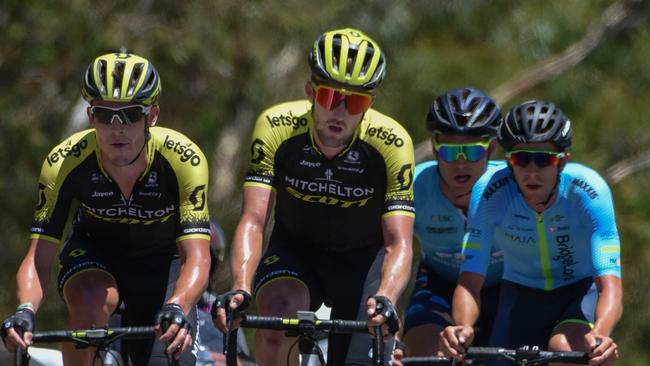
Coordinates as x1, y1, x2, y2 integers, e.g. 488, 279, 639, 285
212, 289, 251, 333
391, 340, 406, 366
439, 325, 473, 358
367, 295, 400, 337
154, 303, 193, 360
585, 331, 619, 366
1, 308, 35, 352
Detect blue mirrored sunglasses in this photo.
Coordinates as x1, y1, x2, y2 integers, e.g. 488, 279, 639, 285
433, 140, 490, 162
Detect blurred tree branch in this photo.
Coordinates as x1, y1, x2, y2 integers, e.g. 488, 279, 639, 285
415, 0, 650, 163
606, 150, 650, 184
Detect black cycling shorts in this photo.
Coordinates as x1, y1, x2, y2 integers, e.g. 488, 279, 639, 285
57, 233, 198, 365
489, 277, 596, 350
403, 261, 500, 346
253, 243, 394, 365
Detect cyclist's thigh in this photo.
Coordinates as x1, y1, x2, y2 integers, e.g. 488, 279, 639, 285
403, 262, 455, 354
119, 256, 197, 366
57, 234, 119, 311
319, 245, 390, 365
549, 279, 596, 351
253, 244, 320, 314
475, 282, 501, 346
489, 278, 594, 350
489, 281, 557, 349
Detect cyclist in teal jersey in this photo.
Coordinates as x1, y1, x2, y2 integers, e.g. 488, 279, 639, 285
440, 101, 621, 366
214, 28, 414, 366
1, 51, 212, 365
395, 88, 504, 362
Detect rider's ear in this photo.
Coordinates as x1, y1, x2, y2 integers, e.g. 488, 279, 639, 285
305, 81, 315, 100
147, 105, 160, 127
487, 140, 498, 159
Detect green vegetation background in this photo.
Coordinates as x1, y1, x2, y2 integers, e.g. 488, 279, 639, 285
1, 1, 648, 364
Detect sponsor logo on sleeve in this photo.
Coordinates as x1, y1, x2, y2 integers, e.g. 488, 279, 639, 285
251, 138, 266, 164
189, 185, 207, 211
365, 125, 405, 147
163, 135, 202, 166
46, 139, 89, 166
266, 113, 308, 129
571, 178, 599, 199
397, 164, 413, 190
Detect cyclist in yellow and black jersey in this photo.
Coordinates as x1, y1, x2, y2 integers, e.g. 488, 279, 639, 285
245, 99, 414, 251
215, 28, 415, 366
31, 126, 210, 258
1, 51, 211, 366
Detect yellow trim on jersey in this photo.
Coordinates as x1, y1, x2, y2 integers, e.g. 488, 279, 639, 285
382, 211, 415, 218
601, 245, 620, 253
176, 233, 211, 243
29, 234, 62, 244
556, 319, 593, 329
243, 181, 275, 190
463, 242, 481, 250
62, 268, 115, 295
255, 276, 309, 298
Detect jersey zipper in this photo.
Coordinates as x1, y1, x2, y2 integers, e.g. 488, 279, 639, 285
535, 212, 554, 290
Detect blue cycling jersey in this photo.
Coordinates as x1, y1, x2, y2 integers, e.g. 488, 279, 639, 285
461, 162, 621, 290
414, 160, 505, 287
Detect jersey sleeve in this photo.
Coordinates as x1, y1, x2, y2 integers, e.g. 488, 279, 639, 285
360, 112, 415, 217
154, 128, 211, 242
460, 170, 510, 277
575, 169, 622, 278
30, 131, 95, 243
243, 101, 311, 190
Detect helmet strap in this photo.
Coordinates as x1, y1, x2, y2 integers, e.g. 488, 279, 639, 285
126, 115, 150, 166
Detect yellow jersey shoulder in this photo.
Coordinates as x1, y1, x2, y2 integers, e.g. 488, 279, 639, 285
40, 129, 97, 186
150, 126, 208, 170
359, 108, 414, 153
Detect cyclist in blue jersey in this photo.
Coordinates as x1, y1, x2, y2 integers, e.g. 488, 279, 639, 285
440, 101, 622, 366
393, 88, 504, 362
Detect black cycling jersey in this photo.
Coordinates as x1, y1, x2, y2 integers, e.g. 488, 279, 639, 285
244, 100, 415, 251
30, 126, 211, 258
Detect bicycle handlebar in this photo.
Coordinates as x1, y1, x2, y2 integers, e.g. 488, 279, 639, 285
30, 326, 155, 343
466, 346, 590, 364
15, 326, 156, 366
240, 314, 368, 334
401, 346, 591, 365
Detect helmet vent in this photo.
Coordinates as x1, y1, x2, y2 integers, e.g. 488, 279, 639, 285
97, 60, 108, 96
126, 63, 144, 97
112, 61, 126, 99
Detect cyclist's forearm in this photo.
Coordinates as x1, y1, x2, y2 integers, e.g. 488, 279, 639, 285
376, 215, 414, 302
230, 222, 265, 292
452, 272, 484, 327
592, 275, 623, 336
376, 239, 412, 302
168, 239, 210, 313
16, 239, 58, 313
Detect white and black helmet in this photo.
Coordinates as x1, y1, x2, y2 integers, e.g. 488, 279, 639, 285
426, 87, 501, 137
499, 100, 572, 151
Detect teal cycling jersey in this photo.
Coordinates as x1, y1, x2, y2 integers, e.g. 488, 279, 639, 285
414, 160, 505, 287
461, 162, 621, 290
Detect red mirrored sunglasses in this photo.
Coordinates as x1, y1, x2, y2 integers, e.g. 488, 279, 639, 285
312, 83, 374, 115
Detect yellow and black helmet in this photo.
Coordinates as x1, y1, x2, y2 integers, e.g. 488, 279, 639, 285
308, 28, 386, 91
81, 51, 161, 106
